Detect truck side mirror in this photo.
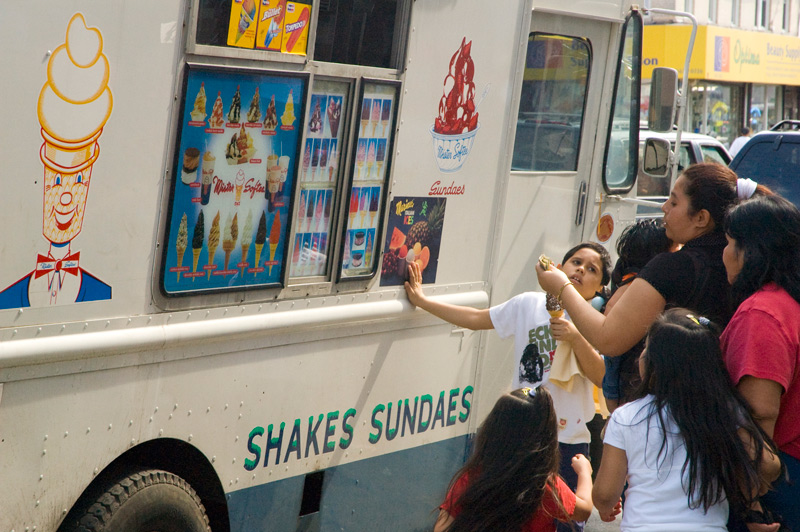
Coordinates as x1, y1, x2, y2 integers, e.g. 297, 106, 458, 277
642, 138, 671, 178
648, 67, 678, 133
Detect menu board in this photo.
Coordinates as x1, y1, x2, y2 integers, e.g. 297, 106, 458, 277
161, 65, 306, 295
289, 80, 349, 278
340, 82, 398, 280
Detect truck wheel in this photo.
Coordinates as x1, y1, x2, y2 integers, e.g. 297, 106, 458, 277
71, 470, 211, 532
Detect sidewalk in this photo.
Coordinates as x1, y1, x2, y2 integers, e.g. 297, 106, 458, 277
585, 507, 622, 532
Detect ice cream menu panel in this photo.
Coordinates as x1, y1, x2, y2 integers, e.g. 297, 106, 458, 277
290, 80, 349, 278
162, 66, 305, 295
340, 82, 398, 280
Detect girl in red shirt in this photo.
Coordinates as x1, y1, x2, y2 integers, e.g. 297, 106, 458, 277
434, 387, 599, 532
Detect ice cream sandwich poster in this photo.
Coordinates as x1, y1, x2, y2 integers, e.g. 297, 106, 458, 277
379, 197, 446, 287
161, 66, 306, 295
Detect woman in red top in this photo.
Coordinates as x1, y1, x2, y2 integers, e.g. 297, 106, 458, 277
434, 387, 598, 532
721, 195, 800, 530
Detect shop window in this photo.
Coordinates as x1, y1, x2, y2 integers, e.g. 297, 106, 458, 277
512, 34, 592, 172
732, 0, 740, 25
756, 0, 770, 28
781, 0, 789, 31
708, 0, 718, 23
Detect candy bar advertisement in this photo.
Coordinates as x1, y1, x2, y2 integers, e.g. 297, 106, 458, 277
380, 197, 446, 287
290, 80, 348, 278
161, 66, 305, 295
341, 82, 398, 279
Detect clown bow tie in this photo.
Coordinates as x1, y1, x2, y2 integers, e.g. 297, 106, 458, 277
35, 252, 80, 279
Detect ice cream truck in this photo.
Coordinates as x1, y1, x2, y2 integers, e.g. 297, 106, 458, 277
0, 0, 652, 530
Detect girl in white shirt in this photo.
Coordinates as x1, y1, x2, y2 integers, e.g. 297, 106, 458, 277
592, 309, 782, 531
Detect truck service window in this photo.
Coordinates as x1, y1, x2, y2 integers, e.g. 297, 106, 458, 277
512, 34, 591, 172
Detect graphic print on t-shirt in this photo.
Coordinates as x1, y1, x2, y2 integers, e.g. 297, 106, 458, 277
520, 323, 556, 387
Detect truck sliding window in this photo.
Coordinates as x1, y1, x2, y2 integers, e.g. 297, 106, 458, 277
160, 1, 410, 297
602, 11, 642, 193
512, 34, 591, 172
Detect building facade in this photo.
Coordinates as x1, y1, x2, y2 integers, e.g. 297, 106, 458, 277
643, 0, 800, 147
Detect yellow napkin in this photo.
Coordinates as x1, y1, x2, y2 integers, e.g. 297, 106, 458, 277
549, 341, 585, 392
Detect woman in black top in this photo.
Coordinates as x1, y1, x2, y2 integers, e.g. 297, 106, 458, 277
537, 163, 737, 356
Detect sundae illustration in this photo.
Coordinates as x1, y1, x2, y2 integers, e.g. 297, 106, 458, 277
0, 13, 113, 308
190, 82, 207, 122
226, 124, 255, 164
430, 37, 481, 172
207, 211, 220, 279
246, 86, 261, 123
176, 213, 188, 282
254, 210, 267, 275
308, 97, 323, 134
281, 89, 295, 126
191, 210, 204, 280
182, 147, 200, 184
240, 210, 253, 276
210, 91, 225, 128
227, 85, 241, 124
222, 212, 239, 272
327, 96, 341, 137
263, 95, 278, 130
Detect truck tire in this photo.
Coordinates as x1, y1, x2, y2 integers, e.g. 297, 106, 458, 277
71, 469, 211, 532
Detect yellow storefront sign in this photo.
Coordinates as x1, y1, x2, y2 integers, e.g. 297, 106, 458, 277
643, 24, 800, 84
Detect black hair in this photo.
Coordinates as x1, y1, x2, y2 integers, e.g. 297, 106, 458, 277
562, 241, 612, 287
725, 194, 800, 307
442, 387, 563, 532
635, 309, 780, 518
680, 162, 738, 229
611, 219, 673, 289
740, 127, 750, 136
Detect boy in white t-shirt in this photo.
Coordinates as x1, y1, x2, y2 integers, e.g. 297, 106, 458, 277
405, 242, 611, 530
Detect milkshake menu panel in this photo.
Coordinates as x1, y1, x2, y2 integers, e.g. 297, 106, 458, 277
341, 83, 397, 279
163, 67, 304, 294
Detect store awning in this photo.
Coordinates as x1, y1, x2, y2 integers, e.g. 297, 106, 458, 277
643, 24, 800, 85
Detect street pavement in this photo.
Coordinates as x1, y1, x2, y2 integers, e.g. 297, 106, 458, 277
585, 507, 622, 532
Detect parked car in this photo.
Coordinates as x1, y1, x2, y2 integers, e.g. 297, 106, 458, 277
636, 128, 731, 217
729, 129, 800, 207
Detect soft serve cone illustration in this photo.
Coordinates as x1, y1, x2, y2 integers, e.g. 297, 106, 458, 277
37, 13, 113, 246
0, 13, 114, 309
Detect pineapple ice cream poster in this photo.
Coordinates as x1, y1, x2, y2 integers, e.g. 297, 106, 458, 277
380, 197, 445, 286
0, 14, 112, 309
162, 66, 303, 294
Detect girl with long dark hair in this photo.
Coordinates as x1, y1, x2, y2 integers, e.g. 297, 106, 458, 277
593, 309, 781, 530
722, 195, 800, 528
434, 387, 596, 532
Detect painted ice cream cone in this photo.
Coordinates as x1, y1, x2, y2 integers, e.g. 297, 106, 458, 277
192, 248, 201, 281
37, 14, 112, 245
222, 212, 239, 272
207, 211, 220, 279
176, 213, 188, 282
254, 243, 264, 275
268, 212, 281, 275
191, 211, 204, 282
